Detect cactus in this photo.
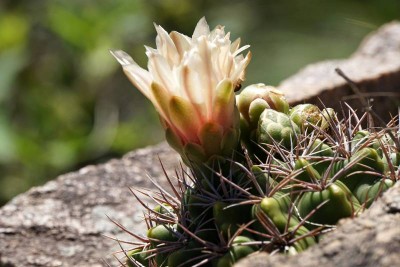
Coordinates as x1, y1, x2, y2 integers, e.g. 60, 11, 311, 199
113, 99, 398, 266
110, 18, 399, 267
112, 93, 398, 266
297, 181, 360, 227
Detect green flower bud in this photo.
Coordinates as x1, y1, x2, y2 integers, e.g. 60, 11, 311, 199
320, 108, 336, 129
153, 204, 173, 214
352, 130, 370, 150
213, 253, 234, 267
257, 109, 300, 149
212, 236, 257, 267
237, 83, 289, 127
290, 104, 332, 132
351, 130, 396, 157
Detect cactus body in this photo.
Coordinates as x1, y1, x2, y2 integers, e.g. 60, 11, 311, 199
126, 248, 149, 267
298, 182, 357, 227
147, 224, 179, 244
309, 139, 334, 174
354, 179, 394, 208
117, 73, 399, 266
294, 158, 321, 182
339, 147, 385, 191
213, 201, 251, 236
289, 225, 316, 252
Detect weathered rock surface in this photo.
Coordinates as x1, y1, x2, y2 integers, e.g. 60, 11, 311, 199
278, 21, 400, 122
0, 143, 180, 267
1, 22, 400, 267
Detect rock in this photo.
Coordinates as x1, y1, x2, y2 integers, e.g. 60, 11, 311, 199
278, 21, 400, 122
0, 143, 180, 267
1, 22, 400, 267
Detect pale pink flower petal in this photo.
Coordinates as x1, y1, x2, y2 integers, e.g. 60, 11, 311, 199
110, 50, 153, 100
112, 17, 251, 152
170, 31, 191, 59
147, 52, 177, 95
192, 17, 210, 40
154, 24, 180, 66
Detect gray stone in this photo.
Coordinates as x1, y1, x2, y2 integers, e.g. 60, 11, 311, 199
1, 22, 400, 267
0, 143, 180, 266
278, 21, 400, 122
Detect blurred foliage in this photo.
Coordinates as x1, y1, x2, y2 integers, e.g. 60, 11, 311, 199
0, 0, 399, 205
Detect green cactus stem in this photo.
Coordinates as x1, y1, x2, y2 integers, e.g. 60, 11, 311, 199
354, 179, 394, 208
297, 181, 359, 227
338, 147, 385, 191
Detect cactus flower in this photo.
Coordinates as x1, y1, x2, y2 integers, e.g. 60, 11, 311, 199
111, 18, 251, 164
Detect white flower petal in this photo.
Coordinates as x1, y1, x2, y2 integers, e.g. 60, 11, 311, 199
110, 50, 136, 66
230, 38, 241, 52
192, 17, 210, 40
230, 51, 252, 83
123, 66, 153, 100
110, 50, 153, 100
154, 23, 180, 66
210, 25, 225, 42
147, 53, 177, 95
182, 51, 204, 104
233, 44, 250, 57
144, 45, 158, 55
170, 31, 191, 59
197, 37, 218, 119
219, 47, 232, 76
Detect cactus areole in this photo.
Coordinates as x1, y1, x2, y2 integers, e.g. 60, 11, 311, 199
112, 18, 399, 267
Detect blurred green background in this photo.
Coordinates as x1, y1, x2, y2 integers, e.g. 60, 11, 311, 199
0, 0, 399, 205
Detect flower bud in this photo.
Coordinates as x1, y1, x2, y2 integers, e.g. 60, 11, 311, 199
237, 83, 289, 128
290, 104, 334, 132
257, 109, 300, 149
